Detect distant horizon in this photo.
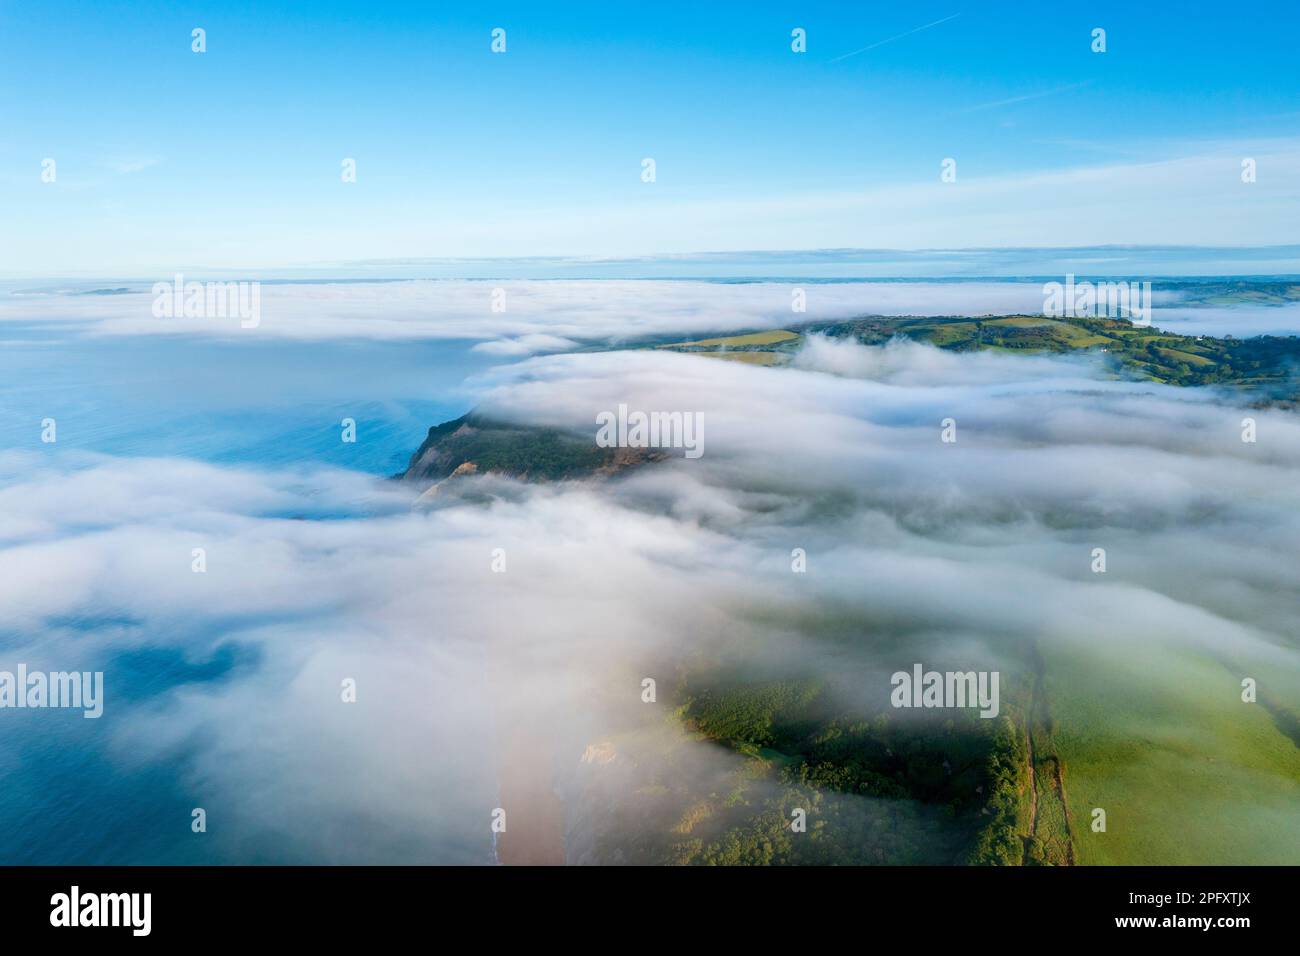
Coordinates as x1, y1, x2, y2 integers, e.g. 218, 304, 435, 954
5, 244, 1300, 283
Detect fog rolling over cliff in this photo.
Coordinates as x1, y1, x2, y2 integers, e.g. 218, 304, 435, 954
3, 335, 1298, 864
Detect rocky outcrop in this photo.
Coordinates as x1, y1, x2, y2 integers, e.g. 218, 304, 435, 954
400, 412, 662, 490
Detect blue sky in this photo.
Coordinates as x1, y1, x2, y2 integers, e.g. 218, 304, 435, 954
2, 0, 1299, 275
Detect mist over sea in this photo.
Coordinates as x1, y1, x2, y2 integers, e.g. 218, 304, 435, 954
0, 322, 494, 474
0, 322, 502, 862
2, 277, 1298, 864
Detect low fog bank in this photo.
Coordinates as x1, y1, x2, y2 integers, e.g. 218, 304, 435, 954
2, 337, 1298, 862
5, 279, 1297, 349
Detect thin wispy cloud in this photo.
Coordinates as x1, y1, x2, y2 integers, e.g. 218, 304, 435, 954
960, 81, 1092, 113
828, 13, 961, 63
109, 157, 163, 175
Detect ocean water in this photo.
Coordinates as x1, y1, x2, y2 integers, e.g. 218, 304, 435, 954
0, 323, 498, 864
0, 324, 494, 474
2, 279, 1296, 864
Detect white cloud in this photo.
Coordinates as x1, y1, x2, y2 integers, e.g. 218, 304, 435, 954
8, 277, 1295, 347
3, 339, 1298, 862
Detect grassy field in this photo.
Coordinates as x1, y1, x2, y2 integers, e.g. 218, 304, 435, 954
642, 313, 1300, 401
1174, 281, 1300, 307
981, 315, 1113, 347
690, 350, 784, 365
1044, 639, 1300, 865
657, 329, 800, 349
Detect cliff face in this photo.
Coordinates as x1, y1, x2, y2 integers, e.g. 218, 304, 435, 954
400, 412, 658, 487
